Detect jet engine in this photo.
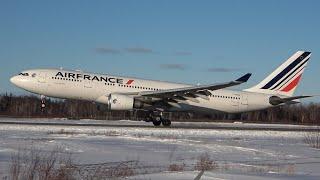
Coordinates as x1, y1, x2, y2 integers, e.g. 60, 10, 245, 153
96, 93, 145, 110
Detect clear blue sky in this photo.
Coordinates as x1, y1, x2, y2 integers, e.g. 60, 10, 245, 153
1, 0, 319, 101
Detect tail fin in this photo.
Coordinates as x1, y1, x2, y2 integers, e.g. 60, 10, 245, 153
245, 51, 311, 97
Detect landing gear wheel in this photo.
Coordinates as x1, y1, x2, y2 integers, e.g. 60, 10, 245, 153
162, 119, 171, 127
152, 116, 162, 126
148, 111, 171, 127
152, 119, 161, 126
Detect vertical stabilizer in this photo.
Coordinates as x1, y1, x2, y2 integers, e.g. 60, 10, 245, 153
245, 51, 311, 97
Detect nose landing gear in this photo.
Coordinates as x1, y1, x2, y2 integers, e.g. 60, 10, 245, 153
40, 95, 46, 112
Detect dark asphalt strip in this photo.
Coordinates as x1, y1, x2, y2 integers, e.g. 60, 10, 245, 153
0, 121, 318, 131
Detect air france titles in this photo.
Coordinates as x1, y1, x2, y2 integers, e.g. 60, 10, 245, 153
55, 72, 124, 84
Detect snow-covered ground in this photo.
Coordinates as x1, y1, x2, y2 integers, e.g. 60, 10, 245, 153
0, 118, 319, 179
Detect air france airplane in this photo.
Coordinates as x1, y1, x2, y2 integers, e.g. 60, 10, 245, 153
10, 51, 313, 126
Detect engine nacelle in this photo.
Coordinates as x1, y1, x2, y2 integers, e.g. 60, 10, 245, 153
108, 94, 135, 110
96, 93, 145, 110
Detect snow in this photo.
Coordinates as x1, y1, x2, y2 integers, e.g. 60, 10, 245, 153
130, 171, 312, 180
0, 118, 319, 179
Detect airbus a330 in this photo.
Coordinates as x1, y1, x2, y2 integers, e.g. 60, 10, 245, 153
10, 51, 313, 126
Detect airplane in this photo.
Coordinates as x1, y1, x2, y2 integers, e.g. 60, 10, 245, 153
10, 51, 313, 126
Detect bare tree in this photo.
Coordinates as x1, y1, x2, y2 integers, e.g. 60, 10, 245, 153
1, 94, 320, 125
9, 146, 76, 180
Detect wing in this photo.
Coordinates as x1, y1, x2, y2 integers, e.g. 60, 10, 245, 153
135, 73, 252, 106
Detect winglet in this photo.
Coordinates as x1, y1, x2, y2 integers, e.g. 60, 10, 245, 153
235, 73, 252, 83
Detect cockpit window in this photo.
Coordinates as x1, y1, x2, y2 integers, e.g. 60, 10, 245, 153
18, 73, 29, 76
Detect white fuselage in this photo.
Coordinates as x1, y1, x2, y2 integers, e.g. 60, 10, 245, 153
10, 69, 275, 114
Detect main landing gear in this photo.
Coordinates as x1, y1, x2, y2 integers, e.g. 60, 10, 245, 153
147, 111, 171, 127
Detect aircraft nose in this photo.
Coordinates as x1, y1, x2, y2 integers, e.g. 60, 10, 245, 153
10, 75, 32, 89
10, 76, 19, 85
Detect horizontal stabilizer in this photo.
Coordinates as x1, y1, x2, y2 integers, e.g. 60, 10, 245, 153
269, 95, 313, 105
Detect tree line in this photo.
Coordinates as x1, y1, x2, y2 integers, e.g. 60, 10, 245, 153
0, 93, 319, 125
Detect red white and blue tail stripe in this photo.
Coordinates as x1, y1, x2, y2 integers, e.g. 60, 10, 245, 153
245, 51, 311, 97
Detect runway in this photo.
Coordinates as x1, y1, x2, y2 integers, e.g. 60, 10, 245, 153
0, 118, 318, 131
